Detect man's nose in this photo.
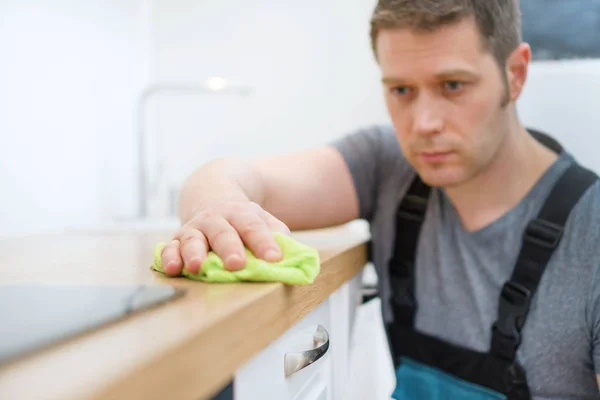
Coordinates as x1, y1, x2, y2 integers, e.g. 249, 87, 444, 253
413, 96, 444, 136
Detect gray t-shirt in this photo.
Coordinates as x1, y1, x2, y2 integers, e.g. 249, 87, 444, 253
333, 125, 600, 399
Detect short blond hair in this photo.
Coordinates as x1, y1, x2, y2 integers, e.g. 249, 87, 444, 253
370, 0, 522, 68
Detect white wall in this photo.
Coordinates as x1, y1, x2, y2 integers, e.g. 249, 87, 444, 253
0, 0, 149, 236
0, 0, 391, 234
517, 59, 600, 173
143, 0, 390, 217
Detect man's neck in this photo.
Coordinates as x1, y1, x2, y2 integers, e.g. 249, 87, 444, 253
445, 125, 559, 232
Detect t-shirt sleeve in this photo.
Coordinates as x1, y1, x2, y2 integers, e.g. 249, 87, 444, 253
330, 125, 403, 222
589, 262, 600, 372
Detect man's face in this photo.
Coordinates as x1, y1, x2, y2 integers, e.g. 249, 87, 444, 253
376, 18, 521, 188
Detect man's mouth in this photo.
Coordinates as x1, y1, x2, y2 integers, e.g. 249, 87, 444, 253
419, 150, 454, 163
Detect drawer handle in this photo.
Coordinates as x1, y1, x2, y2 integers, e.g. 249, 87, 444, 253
284, 325, 330, 377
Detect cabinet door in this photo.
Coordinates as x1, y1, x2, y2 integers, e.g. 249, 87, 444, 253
327, 277, 362, 400
234, 298, 333, 400
293, 374, 331, 400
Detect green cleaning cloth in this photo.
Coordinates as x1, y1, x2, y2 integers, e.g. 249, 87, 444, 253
151, 232, 320, 285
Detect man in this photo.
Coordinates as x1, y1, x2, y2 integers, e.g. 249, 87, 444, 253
161, 0, 600, 398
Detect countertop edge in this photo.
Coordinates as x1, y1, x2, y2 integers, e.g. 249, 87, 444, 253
93, 241, 369, 400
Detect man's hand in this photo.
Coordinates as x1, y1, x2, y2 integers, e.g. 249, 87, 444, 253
163, 146, 360, 276
160, 200, 290, 275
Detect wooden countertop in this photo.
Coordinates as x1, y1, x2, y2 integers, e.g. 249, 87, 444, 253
0, 223, 369, 400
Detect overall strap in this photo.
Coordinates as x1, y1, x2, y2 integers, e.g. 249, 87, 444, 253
490, 162, 598, 363
387, 128, 560, 330
388, 175, 431, 332
528, 128, 564, 153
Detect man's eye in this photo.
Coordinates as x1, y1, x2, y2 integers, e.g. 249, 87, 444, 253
444, 81, 463, 91
391, 87, 410, 96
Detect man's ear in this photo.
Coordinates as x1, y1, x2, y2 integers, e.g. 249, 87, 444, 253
506, 43, 531, 102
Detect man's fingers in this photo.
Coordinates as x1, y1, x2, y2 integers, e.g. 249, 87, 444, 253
177, 229, 209, 274
196, 216, 247, 271
228, 211, 282, 262
166, 202, 288, 274
161, 239, 183, 276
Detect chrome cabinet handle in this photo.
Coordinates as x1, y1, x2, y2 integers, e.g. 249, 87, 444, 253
284, 325, 330, 377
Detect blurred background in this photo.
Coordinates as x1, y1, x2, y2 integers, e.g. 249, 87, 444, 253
0, 0, 599, 237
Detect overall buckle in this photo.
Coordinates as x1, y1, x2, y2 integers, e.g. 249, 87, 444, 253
397, 194, 428, 223
524, 218, 563, 249
493, 281, 531, 344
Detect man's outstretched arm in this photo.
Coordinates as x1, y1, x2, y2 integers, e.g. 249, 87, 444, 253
162, 146, 360, 275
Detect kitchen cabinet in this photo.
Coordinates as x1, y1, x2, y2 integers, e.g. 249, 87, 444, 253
235, 276, 362, 400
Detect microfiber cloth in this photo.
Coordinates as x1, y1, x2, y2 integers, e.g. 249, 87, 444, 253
151, 232, 320, 285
